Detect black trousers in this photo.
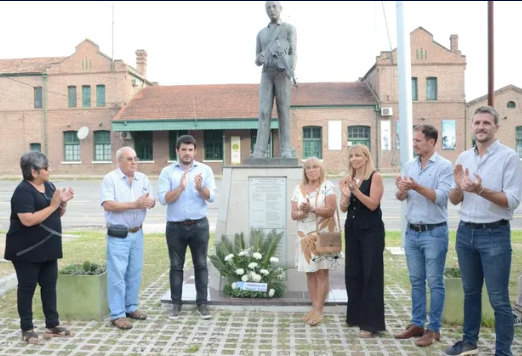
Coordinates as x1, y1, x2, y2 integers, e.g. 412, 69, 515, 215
12, 260, 60, 331
345, 225, 386, 332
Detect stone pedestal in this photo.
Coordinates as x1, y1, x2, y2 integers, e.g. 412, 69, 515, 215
209, 163, 308, 294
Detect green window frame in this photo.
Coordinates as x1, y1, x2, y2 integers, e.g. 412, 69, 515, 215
94, 130, 111, 161
412, 77, 418, 101
508, 101, 516, 109
68, 86, 77, 107
82, 85, 91, 107
348, 126, 371, 150
134, 131, 153, 161
96, 85, 105, 107
427, 77, 438, 101
516, 127, 522, 158
169, 130, 189, 161
34, 87, 42, 108
302, 126, 322, 159
64, 131, 80, 161
204, 130, 224, 160
30, 143, 41, 152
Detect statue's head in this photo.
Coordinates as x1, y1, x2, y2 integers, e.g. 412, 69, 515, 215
265, 1, 282, 21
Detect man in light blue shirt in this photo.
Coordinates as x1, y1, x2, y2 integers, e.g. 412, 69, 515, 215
393, 124, 453, 347
158, 135, 217, 320
100, 147, 155, 330
445, 106, 522, 356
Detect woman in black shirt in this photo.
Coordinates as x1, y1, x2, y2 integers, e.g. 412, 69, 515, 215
4, 152, 74, 344
339, 144, 386, 338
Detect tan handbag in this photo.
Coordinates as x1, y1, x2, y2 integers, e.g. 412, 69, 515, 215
307, 184, 343, 255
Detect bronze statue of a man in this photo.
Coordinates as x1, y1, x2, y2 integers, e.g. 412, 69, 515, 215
251, 1, 297, 159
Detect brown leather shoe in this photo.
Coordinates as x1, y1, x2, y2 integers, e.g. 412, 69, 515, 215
393, 324, 425, 339
415, 330, 440, 347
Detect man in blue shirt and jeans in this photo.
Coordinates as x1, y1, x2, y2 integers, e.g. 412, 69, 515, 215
394, 124, 453, 347
446, 106, 522, 356
158, 135, 217, 320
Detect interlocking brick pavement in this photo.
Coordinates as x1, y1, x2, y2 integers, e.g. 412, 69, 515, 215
0, 271, 521, 356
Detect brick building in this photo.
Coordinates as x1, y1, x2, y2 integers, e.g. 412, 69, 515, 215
3, 28, 518, 176
0, 39, 152, 175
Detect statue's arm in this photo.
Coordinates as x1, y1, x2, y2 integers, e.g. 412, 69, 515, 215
288, 24, 297, 69
255, 32, 263, 67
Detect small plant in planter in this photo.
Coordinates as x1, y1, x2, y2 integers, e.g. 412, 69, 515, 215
442, 266, 494, 327
57, 261, 108, 320
59, 261, 107, 276
210, 229, 287, 298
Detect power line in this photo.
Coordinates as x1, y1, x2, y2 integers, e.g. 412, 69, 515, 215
1, 76, 68, 99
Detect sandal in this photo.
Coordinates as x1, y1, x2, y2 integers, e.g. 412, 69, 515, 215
307, 313, 324, 326
44, 326, 72, 339
126, 310, 148, 320
111, 317, 133, 330
359, 330, 373, 338
22, 330, 39, 344
302, 311, 314, 322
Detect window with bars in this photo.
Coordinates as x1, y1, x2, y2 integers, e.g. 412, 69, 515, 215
82, 85, 91, 107
94, 131, 111, 161
96, 85, 105, 107
30, 143, 41, 152
427, 77, 438, 101
412, 77, 418, 101
34, 87, 42, 108
64, 131, 80, 161
251, 129, 273, 158
204, 130, 224, 160
134, 131, 153, 161
348, 126, 370, 150
516, 127, 522, 158
302, 126, 322, 159
169, 130, 189, 161
68, 86, 77, 107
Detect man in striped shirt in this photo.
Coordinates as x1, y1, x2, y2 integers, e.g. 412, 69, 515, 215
393, 124, 453, 347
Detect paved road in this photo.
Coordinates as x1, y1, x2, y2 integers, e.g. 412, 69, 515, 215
1, 178, 521, 232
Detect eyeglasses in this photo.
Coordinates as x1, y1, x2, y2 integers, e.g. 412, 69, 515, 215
305, 165, 320, 170
121, 157, 139, 162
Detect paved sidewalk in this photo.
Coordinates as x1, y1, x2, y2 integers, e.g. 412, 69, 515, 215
0, 271, 521, 356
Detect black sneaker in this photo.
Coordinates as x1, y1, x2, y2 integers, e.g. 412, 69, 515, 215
514, 313, 522, 327
444, 340, 478, 355
168, 304, 182, 320
197, 304, 212, 319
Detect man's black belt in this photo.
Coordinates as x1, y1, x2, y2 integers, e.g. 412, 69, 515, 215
462, 220, 509, 230
168, 218, 205, 226
408, 222, 446, 233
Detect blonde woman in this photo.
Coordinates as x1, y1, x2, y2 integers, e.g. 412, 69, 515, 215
291, 157, 340, 326
339, 145, 385, 338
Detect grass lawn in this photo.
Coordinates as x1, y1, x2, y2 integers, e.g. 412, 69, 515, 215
0, 230, 521, 319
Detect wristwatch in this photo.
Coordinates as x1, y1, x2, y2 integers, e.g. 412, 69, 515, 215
198, 185, 205, 192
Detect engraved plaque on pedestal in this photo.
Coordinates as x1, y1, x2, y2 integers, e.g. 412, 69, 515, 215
249, 177, 287, 264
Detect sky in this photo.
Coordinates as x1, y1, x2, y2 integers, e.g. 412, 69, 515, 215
1, 1, 521, 101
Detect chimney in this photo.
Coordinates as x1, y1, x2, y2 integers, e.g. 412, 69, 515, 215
450, 34, 459, 53
135, 50, 147, 78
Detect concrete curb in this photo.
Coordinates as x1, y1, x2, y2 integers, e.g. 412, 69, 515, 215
0, 273, 17, 297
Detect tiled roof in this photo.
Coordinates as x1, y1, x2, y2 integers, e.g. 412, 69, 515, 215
0, 57, 66, 74
115, 82, 376, 120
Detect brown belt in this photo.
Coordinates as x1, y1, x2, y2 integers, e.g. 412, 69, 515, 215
128, 225, 142, 233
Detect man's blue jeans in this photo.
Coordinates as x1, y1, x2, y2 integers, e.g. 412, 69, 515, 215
405, 224, 448, 332
456, 221, 513, 356
166, 218, 210, 306
106, 229, 144, 320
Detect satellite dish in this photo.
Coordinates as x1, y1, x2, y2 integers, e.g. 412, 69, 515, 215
77, 127, 89, 140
